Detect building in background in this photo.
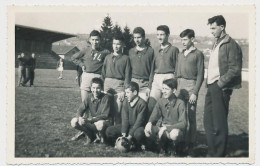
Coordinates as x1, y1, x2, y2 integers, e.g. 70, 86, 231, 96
15, 24, 76, 69
51, 45, 80, 70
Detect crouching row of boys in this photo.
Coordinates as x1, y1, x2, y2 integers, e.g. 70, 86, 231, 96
71, 77, 186, 155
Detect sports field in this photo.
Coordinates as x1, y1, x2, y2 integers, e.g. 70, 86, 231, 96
15, 69, 249, 157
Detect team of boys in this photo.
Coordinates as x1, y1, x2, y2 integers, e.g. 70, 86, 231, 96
70, 15, 243, 157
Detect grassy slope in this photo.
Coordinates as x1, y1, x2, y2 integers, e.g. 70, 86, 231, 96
15, 69, 249, 157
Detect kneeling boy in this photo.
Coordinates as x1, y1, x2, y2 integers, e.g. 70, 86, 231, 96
106, 82, 147, 150
71, 77, 112, 145
144, 78, 187, 155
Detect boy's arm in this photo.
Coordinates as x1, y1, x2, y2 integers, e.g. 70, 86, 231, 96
121, 100, 129, 134
193, 51, 205, 95
76, 99, 89, 117
71, 50, 85, 67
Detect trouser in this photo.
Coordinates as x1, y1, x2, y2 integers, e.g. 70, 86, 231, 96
145, 125, 184, 152
131, 78, 150, 102
77, 70, 83, 87
30, 70, 35, 85
23, 67, 33, 85
176, 78, 197, 144
71, 118, 111, 141
105, 125, 145, 146
104, 78, 125, 125
203, 81, 232, 157
18, 66, 25, 84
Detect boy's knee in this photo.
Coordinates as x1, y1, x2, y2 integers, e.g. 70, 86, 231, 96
94, 120, 105, 131
71, 117, 79, 128
169, 129, 182, 141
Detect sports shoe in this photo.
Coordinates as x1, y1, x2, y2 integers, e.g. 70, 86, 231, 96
71, 131, 85, 141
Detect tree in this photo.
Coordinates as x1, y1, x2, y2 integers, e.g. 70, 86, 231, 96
100, 14, 113, 51
122, 25, 134, 55
112, 23, 123, 36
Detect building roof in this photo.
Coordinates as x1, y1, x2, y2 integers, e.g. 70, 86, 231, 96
52, 45, 78, 55
15, 24, 76, 42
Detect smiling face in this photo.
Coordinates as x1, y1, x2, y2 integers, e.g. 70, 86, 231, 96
91, 82, 102, 99
162, 83, 175, 99
125, 88, 137, 102
112, 39, 123, 54
209, 22, 224, 39
89, 36, 100, 50
181, 36, 193, 50
133, 33, 145, 47
157, 30, 169, 45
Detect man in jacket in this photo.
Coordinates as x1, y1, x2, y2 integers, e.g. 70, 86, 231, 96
204, 15, 243, 157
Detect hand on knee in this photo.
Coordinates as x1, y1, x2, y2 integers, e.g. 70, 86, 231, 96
169, 129, 181, 141
71, 117, 79, 128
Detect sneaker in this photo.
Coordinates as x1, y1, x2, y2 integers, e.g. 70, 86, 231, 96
71, 131, 85, 141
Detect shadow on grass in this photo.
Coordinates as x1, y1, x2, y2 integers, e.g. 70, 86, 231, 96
34, 85, 74, 88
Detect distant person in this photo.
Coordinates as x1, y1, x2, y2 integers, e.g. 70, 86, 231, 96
129, 27, 154, 102
70, 78, 112, 145
204, 15, 243, 157
22, 53, 37, 87
106, 82, 147, 150
144, 78, 187, 156
71, 30, 110, 102
76, 65, 83, 87
149, 25, 179, 111
101, 34, 131, 125
57, 58, 64, 79
17, 52, 26, 86
175, 29, 204, 154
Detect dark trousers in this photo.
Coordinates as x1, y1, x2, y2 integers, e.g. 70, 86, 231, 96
106, 125, 145, 146
203, 81, 232, 157
23, 67, 34, 86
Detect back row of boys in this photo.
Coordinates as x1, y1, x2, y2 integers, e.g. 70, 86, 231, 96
70, 15, 243, 157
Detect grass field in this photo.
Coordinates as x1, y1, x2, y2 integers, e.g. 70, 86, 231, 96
15, 69, 249, 157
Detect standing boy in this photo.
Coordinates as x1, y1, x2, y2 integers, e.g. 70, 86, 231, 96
150, 25, 179, 107
22, 52, 37, 87
101, 34, 131, 125
70, 78, 112, 145
71, 30, 110, 101
106, 81, 147, 149
175, 29, 204, 153
144, 78, 187, 155
17, 52, 26, 86
204, 15, 242, 157
129, 27, 154, 102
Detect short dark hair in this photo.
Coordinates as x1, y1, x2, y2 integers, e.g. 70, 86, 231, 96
125, 81, 139, 94
162, 78, 177, 90
157, 25, 170, 35
89, 30, 101, 38
113, 33, 125, 43
180, 29, 195, 39
91, 77, 104, 89
133, 27, 145, 37
208, 15, 226, 28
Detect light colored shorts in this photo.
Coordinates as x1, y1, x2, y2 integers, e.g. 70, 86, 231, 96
80, 72, 101, 91
104, 78, 124, 94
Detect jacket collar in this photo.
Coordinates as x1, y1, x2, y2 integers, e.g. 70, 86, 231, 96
134, 46, 148, 54
90, 93, 104, 102
159, 43, 172, 53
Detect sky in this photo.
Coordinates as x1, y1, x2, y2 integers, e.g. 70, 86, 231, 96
15, 6, 250, 39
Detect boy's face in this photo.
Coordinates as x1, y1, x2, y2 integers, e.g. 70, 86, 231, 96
209, 22, 224, 39
21, 53, 24, 57
113, 39, 123, 54
125, 88, 137, 102
133, 33, 145, 47
32, 53, 35, 58
157, 30, 169, 44
181, 36, 194, 50
162, 83, 175, 99
89, 36, 100, 50
91, 83, 102, 98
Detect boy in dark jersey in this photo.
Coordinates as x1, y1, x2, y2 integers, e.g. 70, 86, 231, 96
129, 27, 154, 102
101, 34, 131, 125
71, 30, 110, 101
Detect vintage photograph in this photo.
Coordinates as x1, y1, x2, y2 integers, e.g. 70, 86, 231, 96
7, 5, 255, 164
